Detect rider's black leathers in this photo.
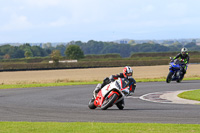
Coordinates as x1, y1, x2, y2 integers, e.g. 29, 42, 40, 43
173, 53, 190, 74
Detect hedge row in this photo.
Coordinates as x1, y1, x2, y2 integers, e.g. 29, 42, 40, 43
130, 51, 200, 58
1, 52, 199, 64
1, 58, 200, 71
85, 54, 121, 59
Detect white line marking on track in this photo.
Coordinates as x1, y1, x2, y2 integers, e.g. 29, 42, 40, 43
126, 96, 140, 99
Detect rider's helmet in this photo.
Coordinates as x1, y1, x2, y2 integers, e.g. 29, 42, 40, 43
181, 47, 188, 57
123, 66, 133, 79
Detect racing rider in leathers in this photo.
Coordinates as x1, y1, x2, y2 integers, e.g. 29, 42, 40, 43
93, 66, 136, 109
173, 47, 189, 76
93, 66, 136, 97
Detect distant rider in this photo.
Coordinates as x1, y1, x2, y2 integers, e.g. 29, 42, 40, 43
93, 66, 136, 97
173, 47, 189, 75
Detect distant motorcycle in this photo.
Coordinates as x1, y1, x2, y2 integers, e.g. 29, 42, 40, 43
166, 57, 187, 83
88, 78, 131, 110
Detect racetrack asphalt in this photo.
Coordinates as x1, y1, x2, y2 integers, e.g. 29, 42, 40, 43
0, 80, 200, 124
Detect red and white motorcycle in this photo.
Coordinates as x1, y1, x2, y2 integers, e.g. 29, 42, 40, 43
88, 78, 130, 110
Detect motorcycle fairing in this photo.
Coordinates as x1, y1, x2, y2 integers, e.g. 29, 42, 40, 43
94, 78, 127, 107
101, 82, 119, 97
94, 90, 105, 107
168, 59, 187, 82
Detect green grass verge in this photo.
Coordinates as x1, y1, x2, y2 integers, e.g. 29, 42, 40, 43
0, 122, 200, 133
137, 77, 200, 82
1, 77, 200, 89
0, 81, 100, 89
178, 89, 200, 101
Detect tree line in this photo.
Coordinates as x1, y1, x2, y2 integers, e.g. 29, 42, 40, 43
0, 44, 50, 59
0, 43, 84, 61
0, 40, 200, 59
75, 40, 200, 57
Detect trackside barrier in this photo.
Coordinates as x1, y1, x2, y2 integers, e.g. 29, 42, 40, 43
49, 60, 78, 63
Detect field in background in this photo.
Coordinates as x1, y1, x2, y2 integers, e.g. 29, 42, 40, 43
1, 51, 200, 71
0, 64, 200, 85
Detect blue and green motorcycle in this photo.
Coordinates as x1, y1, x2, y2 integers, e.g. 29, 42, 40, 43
166, 57, 187, 83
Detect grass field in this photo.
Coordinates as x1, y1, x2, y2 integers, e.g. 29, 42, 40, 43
178, 89, 200, 101
0, 122, 200, 133
1, 64, 200, 85
1, 77, 200, 89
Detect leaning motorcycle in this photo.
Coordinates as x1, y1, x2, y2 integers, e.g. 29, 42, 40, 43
88, 78, 130, 110
166, 57, 187, 83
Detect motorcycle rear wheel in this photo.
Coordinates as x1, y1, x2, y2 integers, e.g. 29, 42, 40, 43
101, 93, 118, 110
177, 74, 184, 83
166, 72, 173, 83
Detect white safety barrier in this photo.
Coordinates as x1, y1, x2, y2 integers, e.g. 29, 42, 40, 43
49, 60, 78, 63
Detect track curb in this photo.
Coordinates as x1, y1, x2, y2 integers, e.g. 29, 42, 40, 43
139, 90, 200, 104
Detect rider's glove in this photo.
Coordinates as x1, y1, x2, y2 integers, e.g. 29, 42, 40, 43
103, 77, 110, 84
109, 75, 115, 82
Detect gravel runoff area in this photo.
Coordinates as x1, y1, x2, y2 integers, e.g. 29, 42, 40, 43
0, 64, 200, 84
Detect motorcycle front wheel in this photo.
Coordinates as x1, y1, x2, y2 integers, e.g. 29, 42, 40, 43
88, 98, 97, 109
166, 72, 173, 83
101, 93, 118, 110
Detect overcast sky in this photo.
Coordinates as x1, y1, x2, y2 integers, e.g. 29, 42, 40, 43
1, 0, 200, 43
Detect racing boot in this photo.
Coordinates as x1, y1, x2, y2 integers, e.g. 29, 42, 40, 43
93, 83, 101, 98
116, 99, 125, 110
180, 69, 186, 80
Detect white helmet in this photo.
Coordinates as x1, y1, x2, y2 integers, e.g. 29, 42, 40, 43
181, 47, 188, 56
123, 66, 133, 79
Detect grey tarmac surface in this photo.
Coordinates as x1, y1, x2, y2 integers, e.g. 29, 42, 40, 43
0, 80, 200, 124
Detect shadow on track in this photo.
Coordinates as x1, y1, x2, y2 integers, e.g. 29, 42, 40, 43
90, 108, 175, 111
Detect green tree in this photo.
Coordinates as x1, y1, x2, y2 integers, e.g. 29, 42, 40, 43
51, 50, 62, 65
9, 46, 25, 58
19, 43, 31, 51
65, 45, 84, 59
172, 41, 181, 46
0, 44, 11, 56
24, 51, 33, 58
42, 42, 53, 49
55, 44, 66, 56
184, 42, 196, 48
31, 46, 48, 57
